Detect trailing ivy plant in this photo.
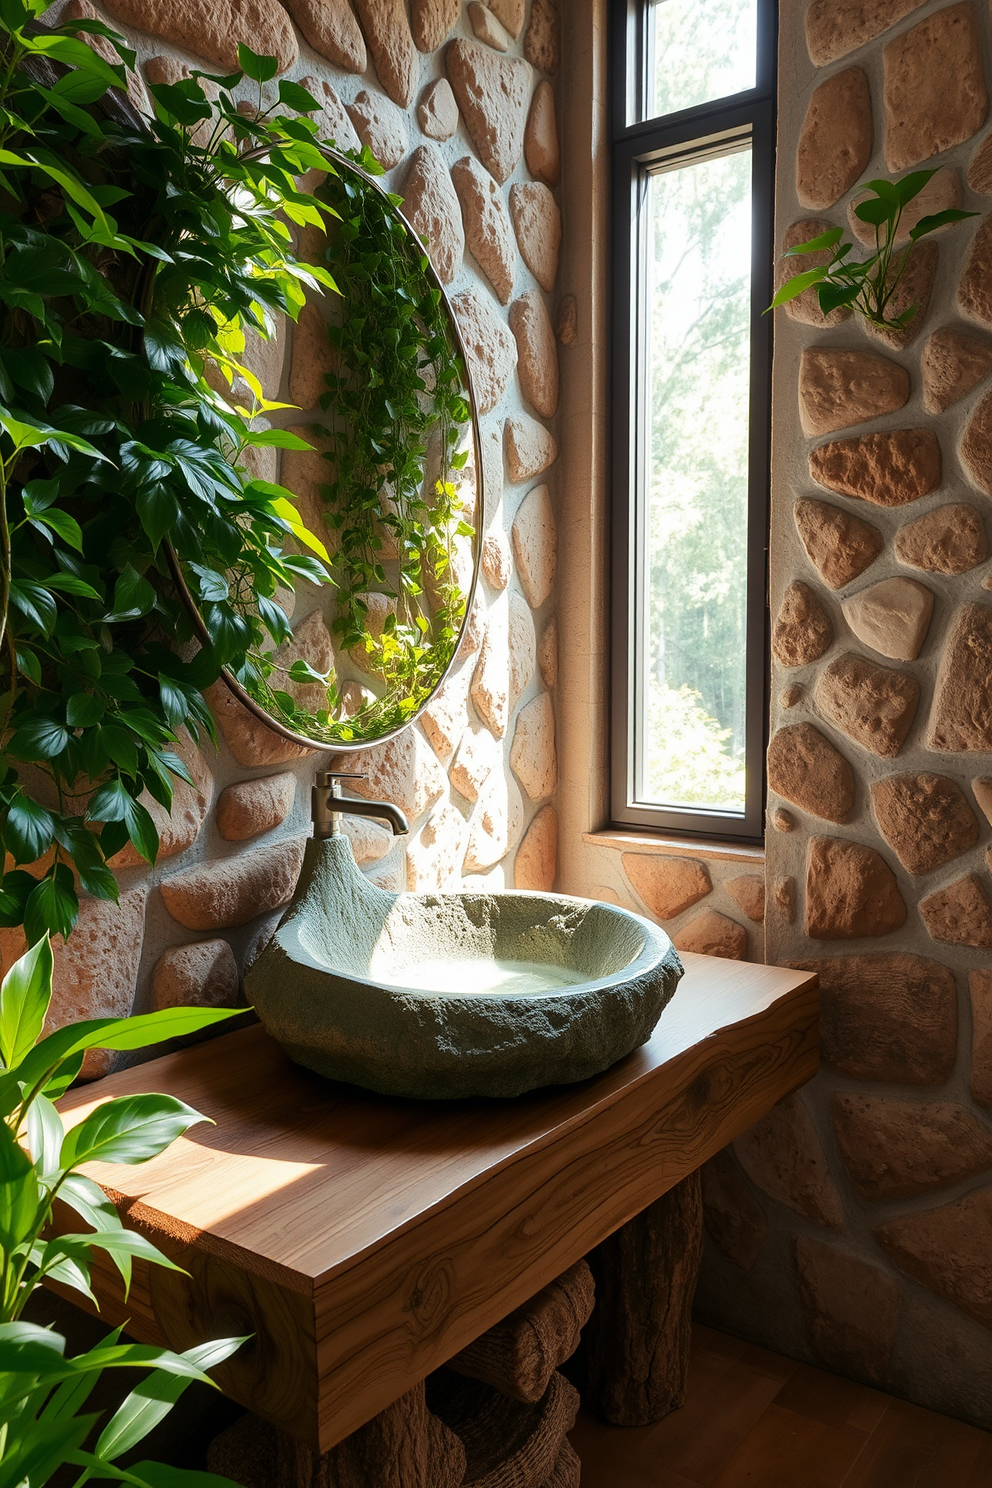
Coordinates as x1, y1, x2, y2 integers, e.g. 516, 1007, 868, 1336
0, 934, 245, 1488
771, 169, 976, 328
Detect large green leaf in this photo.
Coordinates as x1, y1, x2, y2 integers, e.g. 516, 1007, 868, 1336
94, 1336, 245, 1462
0, 1320, 66, 1373
0, 1117, 40, 1250
60, 1092, 209, 1168
0, 932, 53, 1067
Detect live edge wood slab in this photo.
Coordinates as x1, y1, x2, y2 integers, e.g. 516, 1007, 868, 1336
52, 952, 818, 1454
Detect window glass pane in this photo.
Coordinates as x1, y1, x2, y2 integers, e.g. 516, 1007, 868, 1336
647, 0, 758, 119
635, 148, 752, 815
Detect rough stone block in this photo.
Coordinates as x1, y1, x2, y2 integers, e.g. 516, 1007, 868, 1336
702, 1151, 767, 1270
798, 348, 909, 435
808, 429, 941, 506
805, 836, 906, 940
805, 0, 926, 66
922, 327, 992, 414
508, 589, 536, 703
417, 77, 459, 140
794, 498, 883, 589
160, 838, 305, 932
464, 772, 524, 872
450, 725, 500, 802
330, 729, 447, 823
401, 144, 464, 285
102, 0, 298, 73
895, 502, 988, 574
505, 415, 558, 482
525, 0, 560, 74
446, 39, 532, 185
283, 0, 365, 73
841, 576, 933, 661
773, 877, 797, 923
870, 772, 978, 874
734, 1093, 843, 1227
779, 219, 852, 327
488, 0, 524, 39
538, 616, 558, 687
151, 939, 239, 1011
510, 691, 557, 801
406, 802, 468, 890
927, 602, 992, 751
960, 385, 992, 497
510, 290, 559, 417
969, 968, 992, 1107
863, 239, 937, 350
920, 875, 992, 948
849, 167, 961, 248
525, 80, 560, 187
622, 854, 712, 921
352, 0, 418, 107
796, 67, 872, 210
412, 0, 459, 51
451, 155, 516, 304
514, 805, 557, 891
109, 738, 213, 870
452, 289, 517, 413
510, 182, 560, 293
883, 2, 987, 172
831, 1094, 992, 1201
346, 88, 408, 168
420, 664, 472, 761
216, 773, 296, 843
794, 1237, 898, 1386
512, 483, 557, 606
204, 680, 314, 769
771, 581, 833, 667
767, 723, 855, 823
876, 1187, 992, 1328
673, 910, 748, 960
814, 653, 919, 757
726, 876, 765, 923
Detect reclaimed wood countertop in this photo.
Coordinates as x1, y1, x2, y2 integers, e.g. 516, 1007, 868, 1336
54, 952, 818, 1452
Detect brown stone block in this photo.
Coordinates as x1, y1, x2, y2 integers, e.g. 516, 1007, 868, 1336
283, 0, 366, 73
927, 602, 992, 751
505, 415, 558, 483
969, 968, 992, 1107
515, 805, 557, 891
734, 1093, 843, 1227
451, 289, 516, 413
805, 836, 906, 940
767, 723, 855, 823
622, 854, 711, 920
726, 875, 765, 923
895, 502, 988, 574
412, 0, 459, 52
876, 1187, 992, 1328
773, 877, 797, 922
346, 88, 408, 167
805, 0, 926, 66
446, 39, 531, 185
863, 239, 937, 350
510, 691, 557, 801
401, 145, 464, 285
794, 1236, 898, 1386
510, 290, 558, 417
525, 80, 559, 188
795, 498, 883, 589
958, 216, 992, 330
771, 581, 834, 668
974, 779, 992, 827
352, 0, 418, 108
702, 1150, 767, 1271
332, 728, 447, 822
808, 429, 941, 507
798, 348, 909, 436
418, 76, 459, 140
217, 773, 296, 843
512, 483, 557, 607
204, 681, 314, 769
673, 910, 748, 960
961, 385, 992, 498
160, 838, 305, 933
453, 156, 516, 304
779, 219, 851, 327
796, 67, 873, 211
831, 1093, 992, 1201
921, 327, 992, 413
870, 772, 978, 874
968, 129, 992, 193
102, 0, 298, 72
525, 0, 559, 74
841, 576, 933, 661
920, 874, 992, 948
780, 684, 804, 709
814, 653, 919, 757
469, 1, 511, 50
772, 808, 797, 833
883, 2, 988, 172
510, 182, 560, 294
151, 939, 239, 1012
793, 951, 957, 1083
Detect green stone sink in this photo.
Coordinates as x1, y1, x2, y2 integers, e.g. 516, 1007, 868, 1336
246, 835, 683, 1100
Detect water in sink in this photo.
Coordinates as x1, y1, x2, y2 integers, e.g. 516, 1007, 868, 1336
377, 956, 587, 995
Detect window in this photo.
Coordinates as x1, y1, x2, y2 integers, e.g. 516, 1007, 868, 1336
610, 0, 776, 841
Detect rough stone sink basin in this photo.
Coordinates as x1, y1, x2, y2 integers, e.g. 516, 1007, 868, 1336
246, 836, 683, 1099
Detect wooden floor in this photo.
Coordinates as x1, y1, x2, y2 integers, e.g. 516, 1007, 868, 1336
569, 1324, 992, 1487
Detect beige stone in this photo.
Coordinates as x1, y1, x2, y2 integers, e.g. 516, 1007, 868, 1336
702, 1151, 767, 1271
151, 939, 239, 1012
779, 219, 851, 328
773, 877, 796, 922
864, 240, 938, 351
726, 876, 765, 924
674, 911, 748, 961
920, 875, 992, 949
103, 0, 298, 73
450, 725, 499, 802
346, 89, 408, 169
969, 968, 992, 1107
794, 952, 957, 1084
340, 813, 392, 865
538, 616, 558, 688
876, 1187, 992, 1328
959, 216, 992, 332
451, 156, 516, 304
488, 0, 523, 38
796, 67, 872, 211
841, 576, 933, 661
771, 581, 833, 668
216, 772, 296, 843
772, 808, 796, 833
406, 802, 467, 891
463, 772, 524, 872
109, 738, 212, 870
968, 129, 992, 194
471, 598, 510, 737
961, 385, 992, 499
161, 838, 305, 932
849, 168, 962, 248
871, 773, 978, 875
798, 348, 909, 436
924, 328, 992, 418
883, 2, 987, 172
417, 77, 459, 140
284, 0, 365, 73
512, 484, 557, 607
814, 653, 919, 757
303, 77, 362, 153
780, 684, 804, 709
514, 805, 557, 891
510, 183, 561, 293
805, 836, 906, 940
482, 529, 512, 591
734, 1093, 843, 1227
895, 503, 988, 574
794, 1237, 898, 1386
525, 80, 559, 187
330, 729, 446, 823
557, 295, 576, 345
401, 145, 464, 285
204, 680, 314, 768
468, 1, 510, 50
831, 1094, 992, 1202
525, 0, 559, 73
352, 0, 417, 107
805, 0, 926, 66
412, 0, 458, 51
446, 39, 532, 186
288, 299, 335, 411
508, 589, 536, 702
928, 602, 992, 751
510, 692, 556, 801
767, 724, 855, 824
419, 664, 472, 761
808, 429, 941, 507
509, 291, 558, 418
622, 854, 711, 921
794, 499, 883, 590
452, 289, 517, 413
505, 415, 558, 482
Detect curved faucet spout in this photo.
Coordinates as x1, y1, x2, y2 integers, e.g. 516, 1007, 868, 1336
312, 771, 409, 838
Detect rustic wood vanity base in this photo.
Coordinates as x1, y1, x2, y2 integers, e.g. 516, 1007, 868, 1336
53, 952, 817, 1460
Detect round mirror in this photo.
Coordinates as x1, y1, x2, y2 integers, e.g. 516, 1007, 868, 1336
169, 146, 483, 752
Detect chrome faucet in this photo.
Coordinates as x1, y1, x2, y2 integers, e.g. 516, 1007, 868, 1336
312, 771, 409, 839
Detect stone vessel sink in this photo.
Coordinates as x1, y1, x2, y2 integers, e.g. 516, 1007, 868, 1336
246, 836, 683, 1100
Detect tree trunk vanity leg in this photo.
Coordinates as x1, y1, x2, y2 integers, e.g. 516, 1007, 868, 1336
581, 1169, 705, 1427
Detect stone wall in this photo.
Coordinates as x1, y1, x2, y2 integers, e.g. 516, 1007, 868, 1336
696, 0, 992, 1430
14, 0, 562, 1065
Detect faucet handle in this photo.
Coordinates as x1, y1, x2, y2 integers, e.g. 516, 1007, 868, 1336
315, 771, 366, 787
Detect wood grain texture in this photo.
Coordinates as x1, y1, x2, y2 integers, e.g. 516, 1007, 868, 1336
53, 954, 818, 1451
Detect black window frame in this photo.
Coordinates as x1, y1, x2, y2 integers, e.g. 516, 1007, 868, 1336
609, 0, 778, 843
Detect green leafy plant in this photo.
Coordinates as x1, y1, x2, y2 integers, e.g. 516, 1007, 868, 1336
771, 169, 976, 329
0, 934, 244, 1487
0, 3, 471, 944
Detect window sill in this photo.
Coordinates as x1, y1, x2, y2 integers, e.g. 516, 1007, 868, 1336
583, 830, 765, 867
